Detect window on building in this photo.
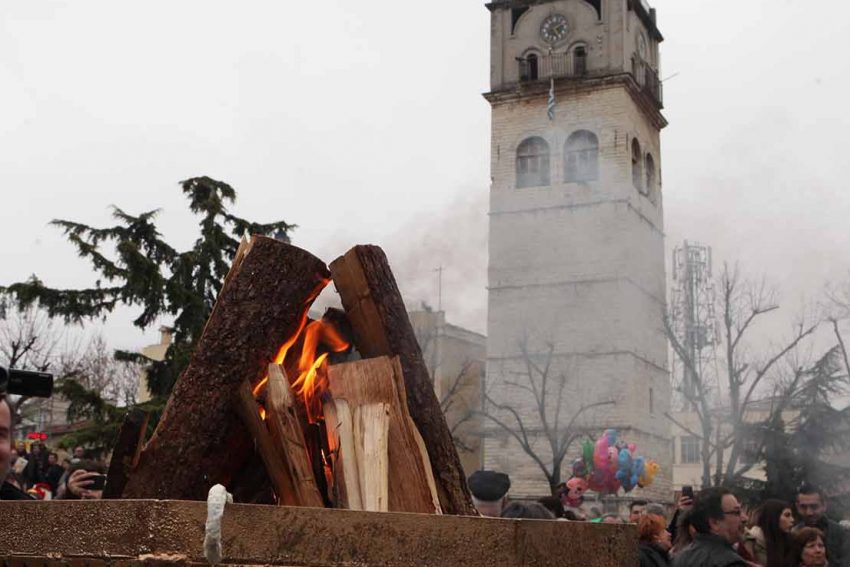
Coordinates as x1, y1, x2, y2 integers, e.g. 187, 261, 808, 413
680, 436, 701, 464
511, 7, 529, 34
631, 138, 643, 191
741, 437, 760, 465
516, 137, 551, 188
519, 53, 539, 82
583, 0, 602, 19
574, 46, 587, 76
564, 130, 598, 183
645, 153, 656, 198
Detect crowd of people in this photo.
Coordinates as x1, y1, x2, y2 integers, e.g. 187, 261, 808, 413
4, 440, 107, 500
0, 394, 846, 566
1, 394, 107, 500
468, 469, 847, 567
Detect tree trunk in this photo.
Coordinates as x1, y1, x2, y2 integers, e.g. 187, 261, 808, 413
329, 246, 477, 515
122, 236, 330, 500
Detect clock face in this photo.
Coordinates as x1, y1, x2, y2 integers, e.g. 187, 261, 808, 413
540, 14, 569, 44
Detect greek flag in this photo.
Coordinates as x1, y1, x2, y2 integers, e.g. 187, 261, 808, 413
547, 77, 556, 121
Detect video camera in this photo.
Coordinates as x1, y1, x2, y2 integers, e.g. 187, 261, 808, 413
0, 366, 54, 398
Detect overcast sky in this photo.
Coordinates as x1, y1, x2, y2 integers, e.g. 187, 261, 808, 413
1, 0, 849, 354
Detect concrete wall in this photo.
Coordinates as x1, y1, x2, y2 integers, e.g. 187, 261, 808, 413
0, 500, 639, 567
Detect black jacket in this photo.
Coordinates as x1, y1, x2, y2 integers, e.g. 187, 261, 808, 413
671, 533, 747, 567
0, 481, 34, 500
795, 517, 849, 567
640, 543, 671, 567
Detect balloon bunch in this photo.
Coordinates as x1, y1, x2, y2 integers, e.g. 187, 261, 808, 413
565, 429, 660, 497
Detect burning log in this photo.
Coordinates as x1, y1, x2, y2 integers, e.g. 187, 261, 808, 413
330, 246, 477, 515
265, 364, 325, 507
122, 236, 331, 500
327, 356, 439, 514
323, 398, 361, 509
234, 380, 303, 506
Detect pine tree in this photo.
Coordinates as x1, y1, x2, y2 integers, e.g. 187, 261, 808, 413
762, 346, 850, 515
2, 177, 294, 447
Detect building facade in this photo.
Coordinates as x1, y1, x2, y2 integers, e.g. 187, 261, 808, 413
410, 310, 486, 477
484, 0, 671, 499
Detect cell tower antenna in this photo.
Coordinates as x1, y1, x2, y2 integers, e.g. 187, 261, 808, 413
670, 240, 718, 406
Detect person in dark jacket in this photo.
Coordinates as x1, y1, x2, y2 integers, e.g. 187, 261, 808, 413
671, 487, 748, 567
639, 513, 672, 566
795, 483, 848, 567
44, 452, 64, 494
0, 394, 33, 500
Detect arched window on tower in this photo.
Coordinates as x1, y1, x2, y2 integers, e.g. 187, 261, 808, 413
516, 137, 551, 188
564, 130, 598, 183
645, 153, 656, 199
573, 46, 588, 76
631, 138, 643, 192
527, 53, 539, 81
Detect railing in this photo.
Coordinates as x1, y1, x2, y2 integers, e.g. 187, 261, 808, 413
516, 53, 663, 109
518, 53, 585, 82
631, 56, 664, 108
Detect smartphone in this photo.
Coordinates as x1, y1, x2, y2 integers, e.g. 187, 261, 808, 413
682, 485, 694, 500
89, 473, 107, 491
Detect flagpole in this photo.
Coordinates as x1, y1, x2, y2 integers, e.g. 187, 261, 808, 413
547, 47, 556, 122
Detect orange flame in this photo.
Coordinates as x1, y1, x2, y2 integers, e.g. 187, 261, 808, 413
252, 278, 349, 424
290, 319, 350, 422
252, 278, 330, 398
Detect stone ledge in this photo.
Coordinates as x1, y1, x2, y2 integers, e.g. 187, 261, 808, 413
0, 500, 636, 567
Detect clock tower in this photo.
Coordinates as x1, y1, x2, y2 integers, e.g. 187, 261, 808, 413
483, 0, 671, 500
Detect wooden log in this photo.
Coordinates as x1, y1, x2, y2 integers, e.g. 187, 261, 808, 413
234, 380, 301, 506
265, 364, 324, 508
123, 236, 330, 500
327, 356, 439, 514
329, 246, 476, 515
102, 408, 149, 499
353, 403, 390, 512
323, 398, 362, 510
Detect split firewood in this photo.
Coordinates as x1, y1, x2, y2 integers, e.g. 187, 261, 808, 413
123, 236, 331, 500
234, 380, 301, 507
353, 403, 390, 512
323, 397, 362, 510
265, 364, 324, 508
329, 245, 476, 515
327, 356, 439, 514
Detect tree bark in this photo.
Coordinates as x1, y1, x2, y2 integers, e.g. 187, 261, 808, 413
329, 246, 476, 515
122, 236, 330, 500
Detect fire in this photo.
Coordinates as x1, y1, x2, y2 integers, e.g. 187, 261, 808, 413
290, 319, 349, 422
252, 278, 350, 424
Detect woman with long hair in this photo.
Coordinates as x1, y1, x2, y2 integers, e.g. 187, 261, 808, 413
670, 508, 694, 557
745, 499, 795, 567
